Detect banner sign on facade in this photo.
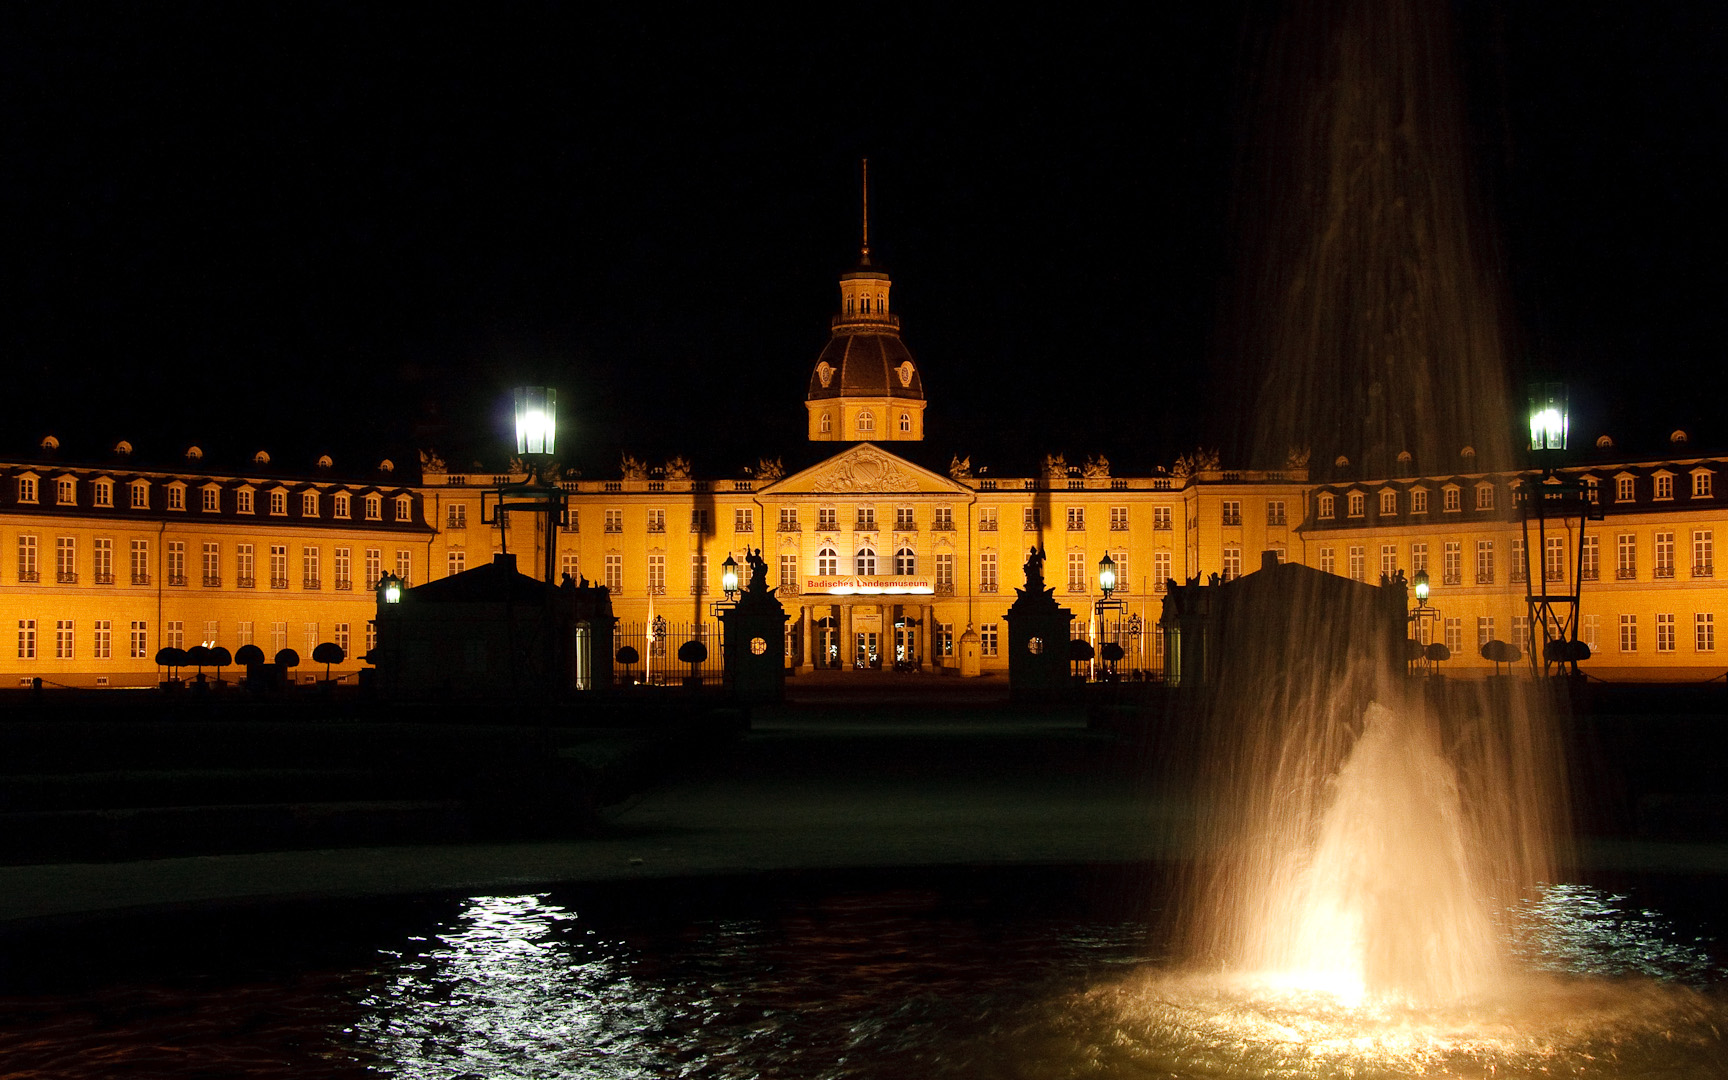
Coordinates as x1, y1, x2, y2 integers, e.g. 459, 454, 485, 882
802, 576, 934, 595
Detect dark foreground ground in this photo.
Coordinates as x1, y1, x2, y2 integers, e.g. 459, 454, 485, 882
1, 672, 1725, 926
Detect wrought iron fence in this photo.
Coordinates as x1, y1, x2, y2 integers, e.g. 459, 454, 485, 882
614, 619, 726, 686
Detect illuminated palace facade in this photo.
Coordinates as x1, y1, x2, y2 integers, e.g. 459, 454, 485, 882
4, 253, 1726, 686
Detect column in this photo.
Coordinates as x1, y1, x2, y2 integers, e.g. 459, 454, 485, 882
922, 604, 936, 669
800, 605, 814, 672
840, 603, 853, 670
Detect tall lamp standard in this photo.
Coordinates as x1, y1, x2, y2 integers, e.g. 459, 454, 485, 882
482, 387, 568, 588
1094, 553, 1126, 681
1516, 382, 1600, 677
1408, 567, 1443, 676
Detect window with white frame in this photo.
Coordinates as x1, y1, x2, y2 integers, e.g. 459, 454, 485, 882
1222, 547, 1242, 582
856, 506, 876, 530
1693, 471, 1714, 498
854, 547, 876, 577
302, 546, 321, 589
818, 507, 838, 530
237, 621, 253, 647
395, 550, 413, 582
779, 553, 798, 588
899, 412, 911, 433
1477, 616, 1494, 648
304, 622, 320, 653
1653, 473, 1674, 500
94, 479, 113, 507
1545, 536, 1565, 581
54, 620, 72, 660
979, 623, 998, 657
55, 477, 76, 505
364, 494, 381, 520
270, 544, 288, 588
1110, 506, 1129, 531
1111, 551, 1129, 589
93, 621, 111, 660
1581, 536, 1599, 581
334, 623, 350, 655
447, 549, 465, 577
1475, 540, 1495, 584
201, 487, 219, 512
334, 493, 350, 518
691, 509, 709, 533
1067, 552, 1087, 591
935, 551, 953, 587
895, 547, 916, 576
268, 489, 286, 515
735, 508, 754, 533
447, 503, 467, 529
1380, 544, 1397, 578
129, 620, 148, 658
604, 554, 622, 591
979, 551, 998, 591
129, 539, 149, 585
561, 552, 579, 582
1347, 545, 1365, 582
394, 495, 412, 521
130, 481, 149, 509
163, 540, 186, 585
1379, 490, 1397, 515
1022, 507, 1040, 531
1694, 530, 1714, 577
202, 542, 220, 586
856, 410, 875, 435
17, 619, 37, 659
1697, 613, 1715, 652
1654, 531, 1674, 578
646, 553, 664, 594
1411, 489, 1429, 513
166, 485, 184, 511
1319, 546, 1335, 575
780, 508, 799, 531
1617, 533, 1636, 580
55, 537, 76, 584
818, 546, 838, 576
166, 621, 184, 649
203, 620, 218, 646
1583, 614, 1599, 649
1317, 493, 1335, 518
1656, 613, 1676, 653
896, 506, 916, 530
1475, 484, 1495, 510
1221, 501, 1241, 526
1443, 541, 1461, 585
364, 548, 381, 589
1510, 537, 1526, 583
334, 547, 350, 589
1153, 506, 1171, 531
1443, 486, 1460, 512
1154, 551, 1171, 594
17, 476, 38, 503
1348, 492, 1365, 517
1619, 614, 1637, 652
270, 622, 287, 655
691, 553, 709, 593
1266, 500, 1286, 526
94, 538, 112, 584
1411, 542, 1428, 574
237, 488, 253, 514
1616, 476, 1635, 502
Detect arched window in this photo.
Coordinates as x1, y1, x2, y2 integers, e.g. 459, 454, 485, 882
819, 412, 832, 433
818, 546, 838, 575
855, 547, 876, 576
847, 298, 854, 315
862, 297, 870, 314
857, 411, 875, 435
895, 547, 916, 575
899, 412, 911, 433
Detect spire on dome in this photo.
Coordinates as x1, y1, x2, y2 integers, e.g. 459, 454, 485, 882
859, 157, 871, 266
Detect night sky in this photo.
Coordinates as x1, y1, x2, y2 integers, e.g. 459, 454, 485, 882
2, 4, 1721, 478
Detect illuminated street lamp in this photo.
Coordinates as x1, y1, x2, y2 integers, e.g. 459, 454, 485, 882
514, 386, 557, 460
1097, 552, 1117, 599
1412, 567, 1429, 607
378, 572, 404, 604
1528, 382, 1568, 455
721, 554, 741, 601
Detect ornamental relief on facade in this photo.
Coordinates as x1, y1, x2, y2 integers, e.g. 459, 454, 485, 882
810, 448, 919, 493
896, 361, 915, 388
817, 361, 834, 388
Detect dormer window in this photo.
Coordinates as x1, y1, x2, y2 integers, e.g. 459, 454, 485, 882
302, 491, 319, 517
1653, 472, 1674, 501
236, 488, 254, 514
55, 477, 76, 505
1442, 485, 1461, 512
93, 479, 113, 508
1475, 483, 1495, 510
201, 486, 220, 512
394, 495, 412, 522
269, 489, 287, 516
365, 494, 382, 521
1692, 469, 1714, 499
1410, 488, 1429, 514
1317, 493, 1335, 518
334, 492, 351, 518
130, 480, 150, 509
1616, 475, 1635, 502
17, 475, 38, 503
1347, 492, 1365, 517
165, 484, 185, 511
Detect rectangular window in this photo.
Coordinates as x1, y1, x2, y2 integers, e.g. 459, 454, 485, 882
17, 535, 39, 583
1348, 493, 1365, 517
896, 506, 915, 530
560, 552, 579, 582
1654, 532, 1674, 578
1067, 552, 1087, 591
202, 542, 221, 586
1153, 506, 1172, 531
236, 489, 253, 514
1110, 506, 1129, 531
1513, 615, 1530, 651
691, 509, 709, 533
334, 623, 350, 655
165, 620, 184, 649
305, 622, 320, 653
17, 476, 38, 503
302, 491, 318, 517
1475, 540, 1495, 585
1477, 616, 1495, 648
1510, 538, 1526, 584
1654, 474, 1674, 500
1443, 542, 1461, 585
1617, 476, 1635, 502
980, 552, 998, 591
1581, 536, 1599, 581
1617, 534, 1637, 580
56, 477, 75, 504
365, 621, 377, 655
1411, 489, 1429, 514
131, 482, 149, 509
94, 480, 113, 508
1656, 613, 1676, 653
1318, 494, 1335, 518
736, 508, 754, 533
302, 546, 321, 589
1619, 614, 1637, 652
1154, 551, 1171, 594
855, 507, 876, 530
447, 503, 467, 529
130, 620, 149, 659
365, 548, 382, 589
1022, 507, 1041, 531
270, 623, 287, 654
1694, 472, 1714, 498
395, 550, 412, 582
604, 554, 622, 591
1111, 551, 1129, 592
1319, 546, 1336, 575
1376, 544, 1395, 579
269, 544, 289, 588
1696, 531, 1715, 577
447, 550, 465, 577
1583, 614, 1598, 649
1380, 490, 1397, 515
690, 553, 708, 594
166, 541, 186, 586
1222, 547, 1241, 582
779, 553, 797, 588
270, 490, 287, 515
937, 623, 954, 658
334, 493, 350, 519
365, 495, 381, 520
1444, 617, 1461, 653
166, 486, 184, 511
935, 552, 954, 587
1347, 545, 1365, 582
203, 620, 218, 646
818, 507, 838, 530
237, 621, 253, 647
1475, 485, 1495, 510
56, 536, 76, 584
1544, 536, 1565, 582
1410, 542, 1428, 574
1067, 507, 1086, 531
780, 508, 800, 531
647, 553, 665, 594
128, 539, 149, 585
1441, 487, 1460, 512
1220, 501, 1240, 527
394, 496, 413, 522
1696, 613, 1715, 652
93, 620, 111, 660
334, 547, 351, 590
201, 487, 219, 512
1265, 501, 1286, 526
563, 508, 578, 533
980, 623, 999, 657
55, 619, 72, 660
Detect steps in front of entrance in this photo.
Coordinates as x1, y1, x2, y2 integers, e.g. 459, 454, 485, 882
780, 669, 1022, 710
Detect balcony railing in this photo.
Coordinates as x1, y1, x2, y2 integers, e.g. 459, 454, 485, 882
203, 575, 222, 588
271, 576, 290, 589
646, 523, 665, 534
17, 570, 39, 583
1443, 572, 1462, 586
934, 582, 955, 596
168, 575, 187, 587
647, 584, 666, 596
735, 523, 755, 533
978, 522, 997, 532
1581, 569, 1599, 582
1695, 564, 1715, 578
778, 522, 801, 532
1477, 573, 1496, 585
1545, 569, 1564, 581
1065, 582, 1088, 594
57, 571, 77, 584
895, 521, 917, 532
1023, 521, 1040, 531
933, 521, 956, 532
131, 572, 150, 585
1221, 514, 1242, 527
979, 582, 999, 594
237, 576, 256, 589
1110, 522, 1129, 532
1654, 565, 1674, 579
1154, 521, 1172, 531
1509, 570, 1525, 584
94, 572, 114, 585
779, 581, 799, 596
1616, 567, 1637, 580
303, 577, 321, 590
335, 578, 352, 591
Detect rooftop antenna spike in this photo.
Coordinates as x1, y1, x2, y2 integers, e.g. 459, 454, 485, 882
860, 157, 870, 262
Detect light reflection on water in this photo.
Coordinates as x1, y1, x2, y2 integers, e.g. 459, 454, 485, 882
0, 876, 1723, 1078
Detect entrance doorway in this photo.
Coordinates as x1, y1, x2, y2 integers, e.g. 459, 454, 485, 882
854, 632, 881, 669
816, 616, 839, 669
893, 620, 918, 670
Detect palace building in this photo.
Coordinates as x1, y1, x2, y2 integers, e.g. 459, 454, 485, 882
4, 237, 1725, 687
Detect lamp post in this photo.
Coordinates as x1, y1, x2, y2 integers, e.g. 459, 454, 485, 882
1408, 567, 1441, 675
1516, 381, 1600, 677
721, 554, 740, 601
482, 387, 568, 588
1094, 553, 1125, 682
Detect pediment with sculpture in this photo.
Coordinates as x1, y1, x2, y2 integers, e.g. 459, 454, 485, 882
762, 443, 967, 496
